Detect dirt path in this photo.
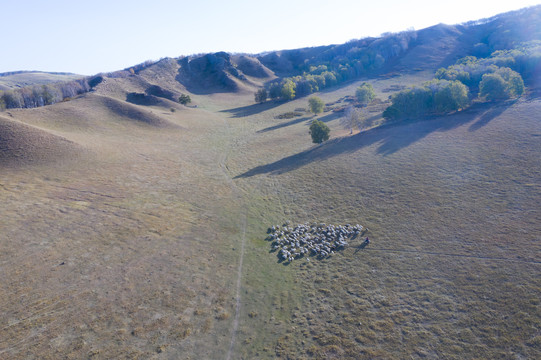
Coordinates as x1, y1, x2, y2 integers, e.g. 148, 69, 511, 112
226, 214, 247, 360
215, 110, 248, 360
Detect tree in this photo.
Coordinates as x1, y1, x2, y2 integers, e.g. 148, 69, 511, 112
340, 106, 370, 133
340, 106, 358, 133
383, 79, 470, 121
309, 119, 330, 143
254, 88, 267, 103
479, 73, 509, 100
2, 90, 23, 109
308, 96, 325, 114
496, 67, 524, 97
479, 67, 524, 101
179, 94, 191, 105
355, 82, 376, 106
280, 79, 296, 100
432, 80, 469, 113
269, 83, 282, 100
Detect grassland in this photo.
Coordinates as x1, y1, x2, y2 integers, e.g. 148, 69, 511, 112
0, 71, 84, 91
0, 69, 540, 360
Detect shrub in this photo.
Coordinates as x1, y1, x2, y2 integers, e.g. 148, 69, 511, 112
178, 94, 191, 105
276, 111, 303, 119
309, 119, 330, 143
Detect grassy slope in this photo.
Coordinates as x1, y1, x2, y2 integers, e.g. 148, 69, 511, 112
0, 72, 84, 91
223, 77, 541, 359
0, 67, 540, 360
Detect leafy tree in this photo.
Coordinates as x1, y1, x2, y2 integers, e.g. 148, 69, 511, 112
280, 79, 296, 100
254, 88, 267, 103
495, 67, 524, 97
431, 80, 469, 113
322, 71, 338, 87
179, 94, 191, 105
309, 119, 330, 143
479, 73, 509, 100
384, 86, 431, 120
478, 67, 524, 101
355, 82, 376, 106
308, 96, 325, 114
41, 85, 62, 105
268, 83, 282, 100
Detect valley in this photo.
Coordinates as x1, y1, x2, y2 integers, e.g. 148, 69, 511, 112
1, 6, 540, 359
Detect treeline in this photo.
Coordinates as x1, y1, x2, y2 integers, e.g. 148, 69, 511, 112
0, 76, 103, 110
435, 41, 540, 88
383, 80, 469, 120
383, 42, 538, 121
258, 30, 417, 102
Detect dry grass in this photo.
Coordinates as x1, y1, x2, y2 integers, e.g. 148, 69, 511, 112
1, 69, 539, 360
0, 115, 85, 167
0, 72, 84, 91
228, 87, 541, 358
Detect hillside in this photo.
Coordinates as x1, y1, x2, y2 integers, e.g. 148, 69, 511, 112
258, 5, 541, 77
2, 6, 540, 111
0, 71, 83, 91
0, 6, 540, 360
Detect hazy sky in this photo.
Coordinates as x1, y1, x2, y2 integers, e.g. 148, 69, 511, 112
1, 0, 539, 75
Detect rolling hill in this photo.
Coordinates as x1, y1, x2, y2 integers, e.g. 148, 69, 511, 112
0, 6, 540, 360
0, 71, 84, 91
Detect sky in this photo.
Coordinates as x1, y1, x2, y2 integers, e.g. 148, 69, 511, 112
1, 0, 540, 75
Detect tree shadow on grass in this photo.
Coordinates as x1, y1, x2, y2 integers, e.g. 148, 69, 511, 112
258, 110, 348, 134
220, 101, 284, 118
468, 100, 516, 132
317, 111, 341, 123
235, 102, 514, 178
257, 116, 312, 133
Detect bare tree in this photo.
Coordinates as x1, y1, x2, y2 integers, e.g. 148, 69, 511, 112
340, 106, 358, 134
340, 106, 369, 134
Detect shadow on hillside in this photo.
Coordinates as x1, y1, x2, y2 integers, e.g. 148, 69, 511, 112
221, 101, 284, 118
235, 102, 515, 178
468, 100, 516, 132
317, 112, 341, 123
258, 116, 312, 133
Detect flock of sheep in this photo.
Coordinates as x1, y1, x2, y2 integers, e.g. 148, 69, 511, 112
267, 222, 366, 263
